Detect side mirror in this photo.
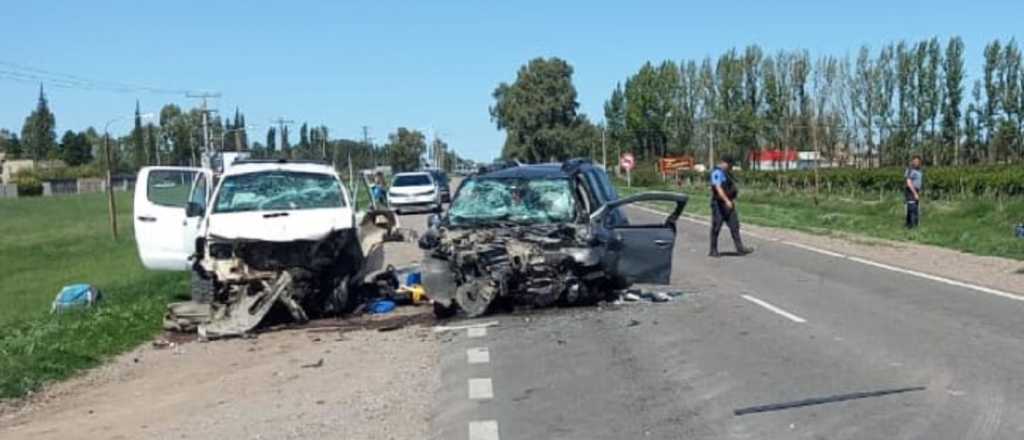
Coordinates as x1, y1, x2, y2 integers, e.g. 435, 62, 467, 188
427, 213, 442, 230
185, 201, 205, 218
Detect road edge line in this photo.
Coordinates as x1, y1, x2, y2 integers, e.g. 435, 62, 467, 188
630, 202, 1023, 303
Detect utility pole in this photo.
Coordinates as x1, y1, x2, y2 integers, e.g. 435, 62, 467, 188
601, 126, 607, 169
104, 133, 118, 241
362, 126, 372, 167
271, 117, 294, 157
186, 92, 220, 168
320, 126, 327, 159
812, 120, 820, 204
708, 125, 715, 171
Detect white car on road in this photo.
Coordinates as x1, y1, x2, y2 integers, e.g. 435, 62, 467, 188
388, 171, 442, 213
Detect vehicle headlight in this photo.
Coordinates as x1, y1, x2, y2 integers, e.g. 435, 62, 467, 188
415, 189, 435, 196
209, 242, 234, 259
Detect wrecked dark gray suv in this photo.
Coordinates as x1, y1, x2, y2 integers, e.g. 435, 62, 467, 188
419, 160, 687, 317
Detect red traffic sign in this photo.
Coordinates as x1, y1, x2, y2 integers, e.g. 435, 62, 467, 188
620, 153, 636, 171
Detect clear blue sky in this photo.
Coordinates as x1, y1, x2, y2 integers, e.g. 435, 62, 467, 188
1, 0, 1021, 161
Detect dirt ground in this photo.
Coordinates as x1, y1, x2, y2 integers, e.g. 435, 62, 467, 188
0, 239, 440, 440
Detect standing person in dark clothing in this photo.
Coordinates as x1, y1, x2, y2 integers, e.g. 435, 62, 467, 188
709, 156, 753, 257
904, 156, 923, 228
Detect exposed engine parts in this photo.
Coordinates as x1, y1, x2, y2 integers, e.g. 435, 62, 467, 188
423, 223, 615, 318
166, 210, 408, 339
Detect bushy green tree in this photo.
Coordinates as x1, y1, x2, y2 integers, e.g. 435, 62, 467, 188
490, 57, 588, 162
386, 127, 427, 171
58, 130, 92, 166
0, 129, 22, 159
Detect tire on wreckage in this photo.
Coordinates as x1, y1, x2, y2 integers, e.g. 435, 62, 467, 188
455, 279, 497, 318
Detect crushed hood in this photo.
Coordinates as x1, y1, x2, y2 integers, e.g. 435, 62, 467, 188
206, 208, 355, 242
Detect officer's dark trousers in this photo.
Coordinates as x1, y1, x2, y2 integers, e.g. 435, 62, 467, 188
905, 200, 919, 228
710, 200, 744, 253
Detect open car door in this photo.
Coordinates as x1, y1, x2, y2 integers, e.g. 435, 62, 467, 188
133, 166, 209, 270
590, 192, 688, 285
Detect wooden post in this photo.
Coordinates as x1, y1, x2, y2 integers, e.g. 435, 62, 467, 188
105, 134, 119, 241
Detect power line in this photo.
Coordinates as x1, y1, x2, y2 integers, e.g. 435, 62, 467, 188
0, 60, 193, 95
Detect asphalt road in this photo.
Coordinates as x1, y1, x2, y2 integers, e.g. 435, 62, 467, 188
426, 205, 1024, 440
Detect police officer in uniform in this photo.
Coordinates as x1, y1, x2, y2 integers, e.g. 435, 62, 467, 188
709, 156, 753, 257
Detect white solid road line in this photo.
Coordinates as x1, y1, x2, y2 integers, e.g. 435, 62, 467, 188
468, 327, 487, 338
845, 256, 1024, 303
741, 294, 808, 323
469, 420, 500, 440
631, 203, 1024, 304
469, 378, 494, 400
467, 347, 491, 364
781, 240, 846, 258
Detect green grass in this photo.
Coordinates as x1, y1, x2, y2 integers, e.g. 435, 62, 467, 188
0, 192, 189, 398
618, 181, 1024, 261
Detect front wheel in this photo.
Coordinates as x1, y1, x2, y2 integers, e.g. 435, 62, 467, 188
456, 280, 495, 318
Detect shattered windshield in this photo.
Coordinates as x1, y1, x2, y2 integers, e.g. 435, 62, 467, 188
213, 171, 346, 213
448, 178, 576, 226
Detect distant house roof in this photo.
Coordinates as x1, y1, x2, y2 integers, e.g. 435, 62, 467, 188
748, 149, 799, 162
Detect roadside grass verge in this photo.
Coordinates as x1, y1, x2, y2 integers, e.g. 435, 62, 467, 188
0, 192, 188, 399
617, 181, 1024, 260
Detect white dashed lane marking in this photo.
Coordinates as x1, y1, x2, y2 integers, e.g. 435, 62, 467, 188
468, 327, 487, 338
432, 320, 500, 334
467, 347, 490, 364
469, 378, 494, 400
741, 294, 808, 324
469, 420, 500, 440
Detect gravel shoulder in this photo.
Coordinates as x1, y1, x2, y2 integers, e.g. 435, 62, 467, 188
0, 237, 440, 440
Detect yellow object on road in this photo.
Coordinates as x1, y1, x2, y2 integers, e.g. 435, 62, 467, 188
409, 285, 427, 304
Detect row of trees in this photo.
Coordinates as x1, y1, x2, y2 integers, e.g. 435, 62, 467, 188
602, 37, 1024, 168
0, 86, 471, 174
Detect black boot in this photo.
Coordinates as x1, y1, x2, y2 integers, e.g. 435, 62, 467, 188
736, 243, 754, 255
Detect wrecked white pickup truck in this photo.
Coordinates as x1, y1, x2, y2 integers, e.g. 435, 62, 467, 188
134, 159, 401, 338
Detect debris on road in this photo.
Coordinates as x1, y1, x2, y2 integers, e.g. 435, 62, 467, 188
431, 320, 500, 334
301, 358, 324, 369
151, 339, 175, 350
369, 299, 397, 314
